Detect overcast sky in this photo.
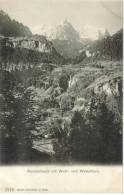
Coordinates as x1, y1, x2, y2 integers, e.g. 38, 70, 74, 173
0, 0, 123, 38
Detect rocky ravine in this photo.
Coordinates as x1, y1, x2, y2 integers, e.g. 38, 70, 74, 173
26, 62, 122, 163
0, 35, 122, 164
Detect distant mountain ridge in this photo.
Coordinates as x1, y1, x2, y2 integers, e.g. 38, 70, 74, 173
32, 20, 80, 41
32, 20, 123, 60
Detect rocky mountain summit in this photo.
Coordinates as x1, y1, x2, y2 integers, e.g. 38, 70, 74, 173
33, 20, 80, 41
52, 20, 80, 41
35, 20, 85, 59
52, 20, 86, 59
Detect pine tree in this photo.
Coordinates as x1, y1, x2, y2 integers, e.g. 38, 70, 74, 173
0, 71, 34, 164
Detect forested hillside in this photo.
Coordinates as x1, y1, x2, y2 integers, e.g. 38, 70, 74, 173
87, 29, 123, 61
0, 10, 32, 37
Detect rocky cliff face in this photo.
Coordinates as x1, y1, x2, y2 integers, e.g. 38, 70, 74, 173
0, 36, 53, 53
73, 73, 122, 124
0, 35, 65, 71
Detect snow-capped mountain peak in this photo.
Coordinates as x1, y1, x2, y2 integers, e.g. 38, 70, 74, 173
31, 20, 80, 41
31, 21, 106, 41
31, 24, 56, 39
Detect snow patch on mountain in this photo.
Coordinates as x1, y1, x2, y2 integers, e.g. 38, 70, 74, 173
31, 20, 80, 41
31, 24, 56, 39
31, 22, 105, 41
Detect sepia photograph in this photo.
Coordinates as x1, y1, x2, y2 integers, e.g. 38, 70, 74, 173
0, 0, 122, 168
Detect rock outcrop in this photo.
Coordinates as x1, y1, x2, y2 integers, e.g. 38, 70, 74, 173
0, 35, 66, 71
